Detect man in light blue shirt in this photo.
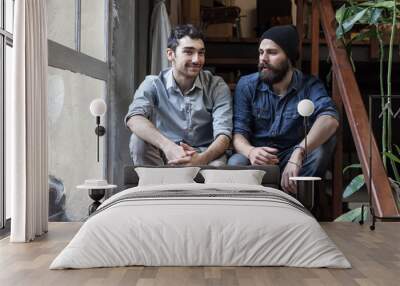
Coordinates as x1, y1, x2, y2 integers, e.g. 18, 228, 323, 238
125, 24, 232, 166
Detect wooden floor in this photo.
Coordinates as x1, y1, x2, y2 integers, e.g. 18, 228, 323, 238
1, 222, 399, 286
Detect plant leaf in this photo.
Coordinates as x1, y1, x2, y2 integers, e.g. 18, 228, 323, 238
343, 164, 362, 174
359, 1, 396, 9
384, 151, 400, 164
336, 6, 366, 38
395, 144, 400, 156
339, 8, 369, 36
343, 174, 365, 198
369, 8, 383, 24
336, 4, 347, 24
334, 207, 368, 222
358, 8, 378, 24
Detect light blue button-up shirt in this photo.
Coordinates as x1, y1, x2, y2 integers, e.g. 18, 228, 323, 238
125, 68, 232, 148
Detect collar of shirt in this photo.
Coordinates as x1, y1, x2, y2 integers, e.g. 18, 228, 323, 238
163, 68, 203, 96
256, 69, 302, 97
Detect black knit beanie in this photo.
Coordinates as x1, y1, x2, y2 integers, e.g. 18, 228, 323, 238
260, 25, 299, 64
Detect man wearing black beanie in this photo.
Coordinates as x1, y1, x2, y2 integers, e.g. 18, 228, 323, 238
228, 25, 339, 194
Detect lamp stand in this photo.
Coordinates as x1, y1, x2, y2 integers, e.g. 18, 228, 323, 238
94, 116, 106, 162
304, 116, 308, 159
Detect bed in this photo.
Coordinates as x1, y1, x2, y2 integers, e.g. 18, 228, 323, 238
50, 166, 350, 269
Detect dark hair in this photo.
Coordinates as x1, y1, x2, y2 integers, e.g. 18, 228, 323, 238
167, 24, 204, 51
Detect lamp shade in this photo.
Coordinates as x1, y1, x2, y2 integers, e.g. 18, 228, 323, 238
297, 99, 315, 117
89, 98, 107, 116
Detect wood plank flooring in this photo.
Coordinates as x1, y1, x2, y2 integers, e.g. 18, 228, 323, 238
0, 222, 399, 286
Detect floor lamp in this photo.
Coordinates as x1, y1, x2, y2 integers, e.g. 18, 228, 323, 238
290, 99, 320, 211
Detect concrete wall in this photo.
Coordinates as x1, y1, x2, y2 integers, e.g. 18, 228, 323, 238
48, 66, 105, 221
107, 0, 151, 190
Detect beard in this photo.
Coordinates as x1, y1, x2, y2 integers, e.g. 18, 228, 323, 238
258, 59, 290, 85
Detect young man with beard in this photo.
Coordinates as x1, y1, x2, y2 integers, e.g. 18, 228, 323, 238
125, 24, 232, 166
228, 25, 339, 193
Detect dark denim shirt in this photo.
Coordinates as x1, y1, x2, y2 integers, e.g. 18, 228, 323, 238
125, 68, 232, 147
233, 69, 338, 152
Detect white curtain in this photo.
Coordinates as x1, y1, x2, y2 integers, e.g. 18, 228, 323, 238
150, 0, 171, 75
8, 0, 49, 242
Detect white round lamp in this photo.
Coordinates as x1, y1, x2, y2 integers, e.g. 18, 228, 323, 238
297, 99, 315, 117
90, 98, 107, 117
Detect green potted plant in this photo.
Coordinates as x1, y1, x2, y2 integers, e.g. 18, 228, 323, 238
334, 0, 400, 222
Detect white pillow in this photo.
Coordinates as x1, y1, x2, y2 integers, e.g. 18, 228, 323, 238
135, 167, 201, 186
200, 169, 266, 185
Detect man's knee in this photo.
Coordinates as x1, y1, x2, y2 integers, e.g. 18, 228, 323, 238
227, 153, 250, 166
129, 134, 164, 165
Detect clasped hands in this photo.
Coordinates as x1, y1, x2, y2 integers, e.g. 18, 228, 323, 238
163, 142, 207, 166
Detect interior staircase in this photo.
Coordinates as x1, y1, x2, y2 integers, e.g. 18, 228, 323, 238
303, 0, 400, 219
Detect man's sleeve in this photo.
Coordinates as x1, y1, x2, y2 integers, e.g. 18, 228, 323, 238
211, 80, 233, 139
232, 77, 253, 139
124, 77, 157, 128
308, 79, 339, 123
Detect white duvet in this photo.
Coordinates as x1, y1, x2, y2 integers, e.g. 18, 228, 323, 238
50, 183, 351, 269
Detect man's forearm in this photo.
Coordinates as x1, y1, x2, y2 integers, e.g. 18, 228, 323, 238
200, 134, 231, 163
127, 115, 173, 151
232, 133, 254, 158
296, 115, 339, 154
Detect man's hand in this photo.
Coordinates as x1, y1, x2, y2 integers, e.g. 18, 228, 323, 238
163, 142, 196, 162
169, 152, 208, 166
281, 161, 301, 194
281, 148, 304, 194
248, 147, 279, 165
167, 142, 207, 166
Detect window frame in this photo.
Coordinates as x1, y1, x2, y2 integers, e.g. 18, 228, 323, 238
47, 0, 109, 79
47, 0, 109, 80
47, 0, 111, 220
